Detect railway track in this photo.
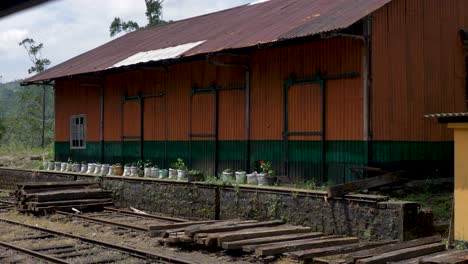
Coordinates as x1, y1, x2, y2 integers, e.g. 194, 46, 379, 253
0, 216, 194, 264
56, 207, 187, 233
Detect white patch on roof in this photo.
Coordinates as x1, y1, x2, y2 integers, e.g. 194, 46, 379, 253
248, 0, 271, 5
110, 40, 206, 68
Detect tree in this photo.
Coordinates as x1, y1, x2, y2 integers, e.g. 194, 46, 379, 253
109, 0, 167, 37
19, 38, 51, 74
19, 38, 52, 148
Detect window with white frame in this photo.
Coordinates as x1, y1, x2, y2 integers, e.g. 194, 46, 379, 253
70, 115, 86, 149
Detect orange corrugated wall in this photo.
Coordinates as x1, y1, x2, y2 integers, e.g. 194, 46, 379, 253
250, 37, 364, 141
372, 0, 468, 141
55, 79, 100, 142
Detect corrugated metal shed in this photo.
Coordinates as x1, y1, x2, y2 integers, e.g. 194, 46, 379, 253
26, 0, 392, 83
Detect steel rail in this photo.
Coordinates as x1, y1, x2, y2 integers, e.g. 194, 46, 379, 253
103, 207, 187, 222
56, 211, 148, 232
0, 217, 194, 264
0, 240, 70, 264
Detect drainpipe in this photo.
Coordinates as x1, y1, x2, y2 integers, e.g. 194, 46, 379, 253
100, 84, 104, 163
363, 16, 373, 166
245, 69, 251, 172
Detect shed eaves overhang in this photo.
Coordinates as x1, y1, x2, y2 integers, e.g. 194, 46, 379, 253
425, 113, 468, 124
23, 0, 393, 85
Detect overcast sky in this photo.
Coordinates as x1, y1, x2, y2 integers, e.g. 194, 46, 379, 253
0, 0, 252, 83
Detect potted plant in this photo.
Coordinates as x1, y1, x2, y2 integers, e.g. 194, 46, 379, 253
151, 165, 159, 178
188, 169, 204, 183
144, 160, 153, 177
101, 164, 110, 175
60, 159, 68, 172
80, 162, 88, 173
72, 162, 80, 173
107, 165, 115, 176
235, 170, 247, 184
47, 161, 55, 171
169, 158, 184, 180
53, 161, 60, 171
136, 160, 145, 177
87, 163, 96, 174
66, 158, 73, 172
175, 158, 188, 181
222, 169, 235, 181
114, 163, 124, 176
247, 171, 258, 185
123, 163, 131, 176
130, 162, 138, 177
159, 169, 169, 179
94, 163, 102, 174
258, 161, 276, 186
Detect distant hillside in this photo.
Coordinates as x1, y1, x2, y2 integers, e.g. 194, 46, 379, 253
0, 80, 54, 148
0, 80, 22, 117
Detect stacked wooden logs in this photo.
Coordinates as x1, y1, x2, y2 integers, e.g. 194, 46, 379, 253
15, 181, 114, 213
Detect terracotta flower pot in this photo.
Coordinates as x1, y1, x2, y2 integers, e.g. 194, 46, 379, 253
114, 166, 124, 176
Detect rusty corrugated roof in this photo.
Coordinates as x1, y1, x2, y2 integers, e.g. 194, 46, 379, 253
26, 0, 392, 83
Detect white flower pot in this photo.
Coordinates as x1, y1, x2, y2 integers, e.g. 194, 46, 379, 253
54, 162, 61, 171
94, 164, 101, 174
151, 167, 159, 178
80, 164, 88, 173
66, 163, 73, 172
87, 163, 95, 174
177, 170, 188, 181
169, 168, 177, 179
107, 166, 115, 176
235, 171, 247, 184
123, 166, 131, 176
60, 163, 67, 172
144, 168, 152, 178
247, 172, 258, 185
101, 164, 110, 175
42, 161, 48, 169
130, 167, 138, 177
72, 164, 80, 172
47, 162, 55, 171
222, 172, 235, 181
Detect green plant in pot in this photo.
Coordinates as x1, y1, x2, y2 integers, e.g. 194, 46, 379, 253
222, 168, 235, 181
174, 158, 188, 181
188, 169, 204, 183
258, 161, 276, 186
144, 160, 153, 177
235, 170, 247, 184
114, 163, 123, 176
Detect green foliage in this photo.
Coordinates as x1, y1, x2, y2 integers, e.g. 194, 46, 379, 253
109, 17, 140, 37
0, 81, 54, 148
171, 158, 187, 170
109, 0, 169, 37
19, 38, 51, 74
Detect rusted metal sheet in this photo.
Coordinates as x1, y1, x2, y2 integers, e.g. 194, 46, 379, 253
250, 37, 363, 141
26, 0, 391, 83
371, 0, 467, 142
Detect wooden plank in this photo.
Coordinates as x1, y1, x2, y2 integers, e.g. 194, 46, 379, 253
327, 171, 404, 197
388, 250, 467, 264
185, 220, 283, 236
149, 220, 219, 231
285, 240, 397, 260
222, 232, 325, 250
26, 198, 113, 206
255, 237, 359, 257
214, 226, 312, 247
313, 257, 347, 264
18, 181, 98, 189
183, 220, 257, 235
356, 243, 446, 264
418, 250, 468, 264
243, 235, 342, 253
345, 235, 441, 263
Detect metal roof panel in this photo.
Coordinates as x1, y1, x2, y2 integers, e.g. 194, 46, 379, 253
25, 0, 392, 83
